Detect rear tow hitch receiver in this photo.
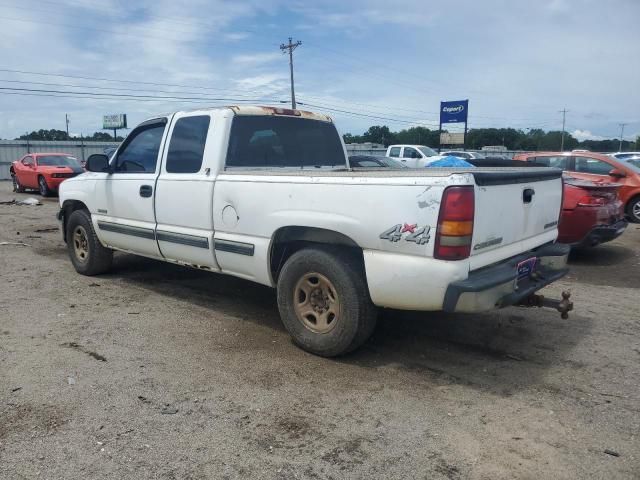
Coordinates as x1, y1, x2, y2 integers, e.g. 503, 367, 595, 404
519, 290, 574, 319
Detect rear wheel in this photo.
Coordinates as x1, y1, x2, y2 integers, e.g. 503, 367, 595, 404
627, 196, 640, 223
66, 209, 113, 275
276, 246, 377, 357
38, 176, 52, 197
12, 173, 24, 193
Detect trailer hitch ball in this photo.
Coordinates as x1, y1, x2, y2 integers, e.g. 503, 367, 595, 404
557, 291, 573, 320
519, 290, 573, 319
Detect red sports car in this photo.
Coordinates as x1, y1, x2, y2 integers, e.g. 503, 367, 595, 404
10, 153, 84, 196
559, 176, 627, 247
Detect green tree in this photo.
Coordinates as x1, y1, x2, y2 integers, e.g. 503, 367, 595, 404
362, 125, 397, 146
395, 127, 439, 147
538, 131, 578, 151
87, 131, 123, 141
17, 129, 70, 140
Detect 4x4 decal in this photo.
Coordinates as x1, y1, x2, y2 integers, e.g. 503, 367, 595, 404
379, 223, 431, 245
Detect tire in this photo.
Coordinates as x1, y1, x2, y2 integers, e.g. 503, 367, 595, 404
626, 196, 640, 223
12, 174, 24, 193
66, 209, 113, 275
277, 246, 377, 357
38, 176, 52, 197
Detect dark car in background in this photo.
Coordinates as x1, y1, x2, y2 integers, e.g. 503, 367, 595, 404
348, 155, 407, 169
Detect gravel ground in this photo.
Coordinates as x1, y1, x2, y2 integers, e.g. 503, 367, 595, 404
1, 181, 639, 480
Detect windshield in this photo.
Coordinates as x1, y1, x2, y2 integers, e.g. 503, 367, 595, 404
615, 153, 639, 160
418, 146, 438, 157
37, 155, 81, 167
622, 157, 640, 172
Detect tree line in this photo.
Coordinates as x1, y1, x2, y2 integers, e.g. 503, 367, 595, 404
344, 126, 639, 152
13, 129, 124, 142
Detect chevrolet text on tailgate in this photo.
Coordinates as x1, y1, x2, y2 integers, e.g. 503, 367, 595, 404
58, 106, 573, 357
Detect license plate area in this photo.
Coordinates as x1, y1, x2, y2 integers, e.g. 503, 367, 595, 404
516, 257, 538, 285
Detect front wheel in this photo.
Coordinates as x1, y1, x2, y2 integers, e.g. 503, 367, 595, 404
12, 174, 24, 193
66, 209, 113, 275
38, 176, 52, 197
627, 197, 640, 223
276, 246, 377, 357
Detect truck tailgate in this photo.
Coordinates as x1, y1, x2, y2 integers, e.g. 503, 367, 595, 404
470, 169, 563, 270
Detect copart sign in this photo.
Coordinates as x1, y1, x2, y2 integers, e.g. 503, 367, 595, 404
440, 100, 468, 124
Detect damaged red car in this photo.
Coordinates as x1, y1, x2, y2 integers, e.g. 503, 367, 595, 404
10, 153, 85, 197
558, 176, 627, 247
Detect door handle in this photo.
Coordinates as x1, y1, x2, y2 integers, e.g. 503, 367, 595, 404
139, 185, 153, 198
523, 188, 535, 203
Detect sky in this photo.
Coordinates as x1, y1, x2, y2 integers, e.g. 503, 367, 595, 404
0, 0, 638, 142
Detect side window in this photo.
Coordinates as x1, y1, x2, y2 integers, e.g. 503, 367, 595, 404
533, 156, 569, 169
403, 147, 420, 158
166, 116, 211, 173
115, 124, 165, 173
22, 156, 34, 166
389, 147, 401, 157
574, 156, 612, 175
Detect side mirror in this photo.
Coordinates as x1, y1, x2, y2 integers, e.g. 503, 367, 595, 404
86, 154, 110, 173
609, 168, 626, 178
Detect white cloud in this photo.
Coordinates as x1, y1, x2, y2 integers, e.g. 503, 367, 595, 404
572, 129, 605, 141
232, 52, 282, 67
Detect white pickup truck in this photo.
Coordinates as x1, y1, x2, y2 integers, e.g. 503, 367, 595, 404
58, 106, 572, 357
385, 144, 446, 167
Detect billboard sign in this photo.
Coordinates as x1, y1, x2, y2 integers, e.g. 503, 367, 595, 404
440, 132, 465, 145
440, 100, 468, 124
103, 114, 127, 129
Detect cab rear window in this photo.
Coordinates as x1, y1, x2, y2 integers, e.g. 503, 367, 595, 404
225, 116, 345, 169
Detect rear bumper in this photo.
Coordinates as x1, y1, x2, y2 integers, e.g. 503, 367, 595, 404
443, 243, 570, 313
574, 219, 627, 247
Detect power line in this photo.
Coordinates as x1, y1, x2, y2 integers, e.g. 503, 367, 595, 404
298, 101, 440, 128
0, 86, 283, 103
0, 77, 281, 99
0, 68, 272, 95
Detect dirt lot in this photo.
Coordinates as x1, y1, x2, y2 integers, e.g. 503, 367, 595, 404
1, 181, 639, 480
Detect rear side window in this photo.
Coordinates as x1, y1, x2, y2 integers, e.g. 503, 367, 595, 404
574, 156, 612, 175
166, 116, 210, 173
532, 156, 569, 169
225, 116, 345, 168
388, 147, 401, 157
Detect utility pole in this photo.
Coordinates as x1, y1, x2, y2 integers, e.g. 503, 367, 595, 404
65, 114, 70, 137
618, 123, 627, 151
559, 109, 568, 151
280, 37, 302, 109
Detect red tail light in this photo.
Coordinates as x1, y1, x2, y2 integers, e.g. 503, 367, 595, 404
434, 186, 475, 260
